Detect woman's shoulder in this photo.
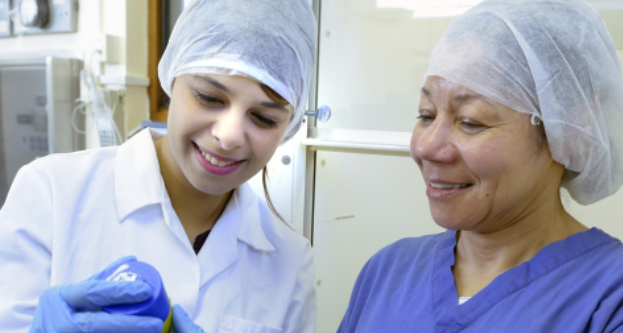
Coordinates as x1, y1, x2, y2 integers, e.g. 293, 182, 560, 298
254, 198, 311, 254
355, 232, 450, 280
26, 146, 119, 178
585, 229, 623, 269
234, 183, 310, 259
342, 232, 450, 304
373, 232, 449, 263
258, 199, 309, 243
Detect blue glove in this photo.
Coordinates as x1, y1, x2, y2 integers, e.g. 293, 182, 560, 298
171, 305, 205, 333
30, 256, 164, 333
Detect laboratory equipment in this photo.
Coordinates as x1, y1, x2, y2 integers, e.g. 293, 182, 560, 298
0, 56, 83, 206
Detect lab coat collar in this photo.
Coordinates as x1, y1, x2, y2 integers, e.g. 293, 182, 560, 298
115, 129, 165, 222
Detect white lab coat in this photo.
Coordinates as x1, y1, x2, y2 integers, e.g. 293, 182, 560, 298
0, 129, 316, 333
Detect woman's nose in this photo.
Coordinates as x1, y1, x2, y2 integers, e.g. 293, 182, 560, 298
212, 110, 245, 150
410, 119, 457, 163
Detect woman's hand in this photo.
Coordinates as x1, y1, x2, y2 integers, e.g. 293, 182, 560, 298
171, 305, 206, 333
29, 256, 164, 333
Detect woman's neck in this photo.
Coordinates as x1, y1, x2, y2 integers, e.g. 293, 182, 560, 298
155, 137, 232, 243
453, 196, 587, 297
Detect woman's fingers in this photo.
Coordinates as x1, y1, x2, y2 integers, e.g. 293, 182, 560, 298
61, 280, 152, 310
172, 304, 206, 333
70, 312, 163, 333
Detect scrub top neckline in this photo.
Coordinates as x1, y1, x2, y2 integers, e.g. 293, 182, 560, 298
432, 227, 617, 330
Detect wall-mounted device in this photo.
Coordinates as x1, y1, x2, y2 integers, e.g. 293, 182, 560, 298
11, 0, 77, 35
0, 0, 11, 37
0, 56, 83, 206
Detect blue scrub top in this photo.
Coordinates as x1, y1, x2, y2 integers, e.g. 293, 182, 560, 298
337, 228, 623, 333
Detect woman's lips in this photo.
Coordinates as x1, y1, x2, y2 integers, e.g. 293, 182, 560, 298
426, 181, 473, 199
193, 144, 244, 176
194, 144, 241, 162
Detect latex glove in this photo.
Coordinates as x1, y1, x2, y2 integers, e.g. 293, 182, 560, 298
30, 256, 164, 333
171, 305, 205, 333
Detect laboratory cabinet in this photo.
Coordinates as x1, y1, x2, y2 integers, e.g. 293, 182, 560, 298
0, 57, 83, 206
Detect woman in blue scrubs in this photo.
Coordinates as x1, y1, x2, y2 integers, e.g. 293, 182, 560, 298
338, 0, 623, 332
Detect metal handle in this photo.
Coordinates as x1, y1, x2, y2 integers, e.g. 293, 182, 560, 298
305, 105, 331, 123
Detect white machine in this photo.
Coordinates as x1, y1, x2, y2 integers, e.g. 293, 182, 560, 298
0, 56, 83, 206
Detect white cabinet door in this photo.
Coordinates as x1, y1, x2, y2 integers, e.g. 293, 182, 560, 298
308, 1, 623, 333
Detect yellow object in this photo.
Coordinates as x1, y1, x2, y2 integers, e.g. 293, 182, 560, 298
161, 300, 172, 333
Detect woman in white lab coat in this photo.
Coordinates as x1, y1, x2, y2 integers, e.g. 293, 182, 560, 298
0, 1, 317, 332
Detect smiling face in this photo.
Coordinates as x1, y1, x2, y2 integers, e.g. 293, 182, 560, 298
166, 73, 293, 195
411, 76, 565, 232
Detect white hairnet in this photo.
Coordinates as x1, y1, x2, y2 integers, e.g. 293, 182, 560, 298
425, 0, 623, 205
158, 0, 317, 141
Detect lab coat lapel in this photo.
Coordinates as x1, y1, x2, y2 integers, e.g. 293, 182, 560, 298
434, 228, 615, 332
197, 183, 275, 287
197, 188, 242, 287
114, 129, 165, 222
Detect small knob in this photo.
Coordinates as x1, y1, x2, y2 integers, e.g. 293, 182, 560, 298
305, 105, 331, 123
18, 0, 49, 28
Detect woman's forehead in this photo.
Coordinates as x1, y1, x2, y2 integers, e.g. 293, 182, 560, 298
421, 76, 525, 121
422, 77, 488, 105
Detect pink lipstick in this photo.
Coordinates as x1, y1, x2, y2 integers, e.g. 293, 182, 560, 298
194, 144, 243, 176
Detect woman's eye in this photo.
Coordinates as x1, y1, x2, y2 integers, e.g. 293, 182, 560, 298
416, 113, 435, 123
194, 92, 223, 105
253, 114, 278, 129
460, 121, 486, 133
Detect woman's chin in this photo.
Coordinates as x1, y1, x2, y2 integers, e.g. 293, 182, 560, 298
433, 219, 463, 231
431, 211, 476, 231
194, 179, 238, 196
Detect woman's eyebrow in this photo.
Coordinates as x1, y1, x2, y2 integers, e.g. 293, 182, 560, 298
192, 75, 230, 93
421, 87, 492, 106
260, 101, 289, 112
